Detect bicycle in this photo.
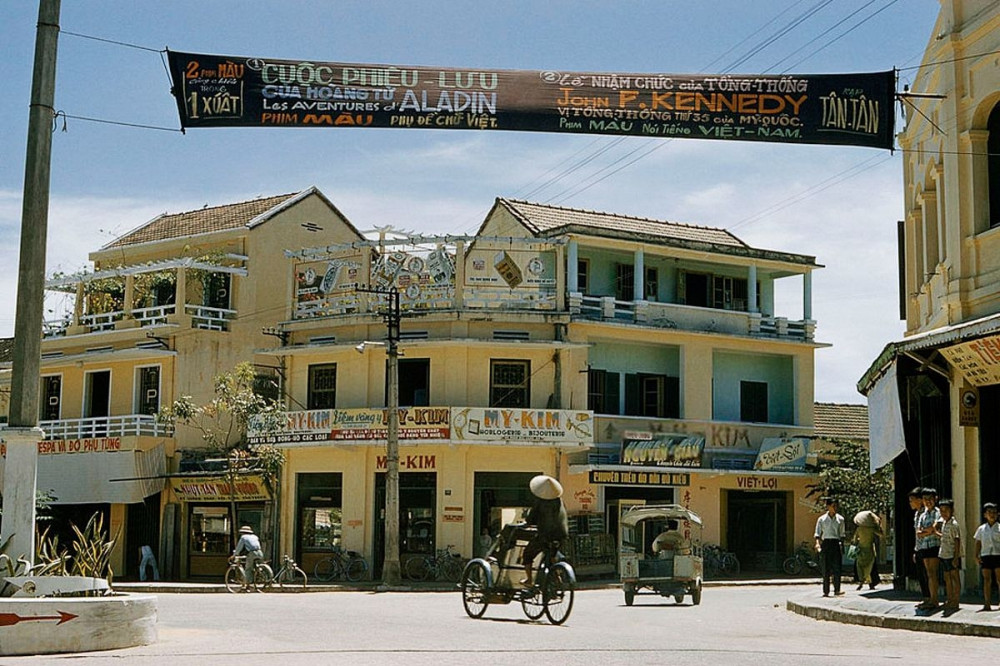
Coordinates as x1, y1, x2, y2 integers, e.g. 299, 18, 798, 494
226, 554, 307, 592
405, 545, 464, 583
312, 545, 369, 583
782, 541, 820, 575
703, 544, 741, 577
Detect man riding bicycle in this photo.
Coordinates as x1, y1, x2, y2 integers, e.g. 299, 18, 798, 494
520, 474, 569, 587
233, 525, 264, 588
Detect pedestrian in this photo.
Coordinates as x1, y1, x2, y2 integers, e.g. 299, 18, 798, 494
972, 502, 1000, 611
935, 499, 962, 610
915, 488, 942, 609
814, 497, 845, 597
851, 510, 881, 590
138, 544, 159, 582
477, 527, 493, 558
233, 525, 264, 589
908, 487, 930, 605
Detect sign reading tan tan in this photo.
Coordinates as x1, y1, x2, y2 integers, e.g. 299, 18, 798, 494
169, 474, 271, 502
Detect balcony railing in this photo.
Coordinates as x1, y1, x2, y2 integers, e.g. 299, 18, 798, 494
38, 414, 174, 440
186, 304, 237, 331
42, 303, 234, 337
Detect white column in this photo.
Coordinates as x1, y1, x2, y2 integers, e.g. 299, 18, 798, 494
633, 248, 644, 301
567, 239, 578, 293
803, 271, 813, 321
748, 264, 758, 313
0, 427, 44, 564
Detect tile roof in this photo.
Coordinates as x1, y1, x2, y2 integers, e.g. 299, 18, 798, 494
0, 337, 13, 364
102, 192, 300, 250
499, 198, 747, 248
813, 402, 869, 441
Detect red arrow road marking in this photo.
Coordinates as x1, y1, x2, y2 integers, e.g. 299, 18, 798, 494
0, 610, 78, 627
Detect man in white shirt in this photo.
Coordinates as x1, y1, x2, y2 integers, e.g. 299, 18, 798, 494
814, 497, 846, 597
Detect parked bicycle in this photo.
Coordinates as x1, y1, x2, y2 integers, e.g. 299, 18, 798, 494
312, 545, 369, 583
226, 554, 307, 592
782, 541, 820, 575
405, 545, 464, 583
703, 544, 741, 577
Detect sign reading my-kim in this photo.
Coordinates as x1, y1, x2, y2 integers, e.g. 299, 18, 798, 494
167, 51, 895, 150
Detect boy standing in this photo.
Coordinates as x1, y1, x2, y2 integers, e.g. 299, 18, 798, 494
935, 499, 962, 610
908, 487, 930, 605
814, 497, 846, 597
915, 488, 942, 609
973, 502, 1000, 611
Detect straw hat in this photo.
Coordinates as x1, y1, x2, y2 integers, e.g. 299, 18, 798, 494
529, 474, 563, 500
852, 511, 880, 528
239, 525, 254, 534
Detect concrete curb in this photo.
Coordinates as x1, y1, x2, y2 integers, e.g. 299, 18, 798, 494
786, 597, 1000, 638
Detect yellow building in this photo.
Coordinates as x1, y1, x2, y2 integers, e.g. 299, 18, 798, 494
2, 188, 831, 580
859, 0, 1000, 590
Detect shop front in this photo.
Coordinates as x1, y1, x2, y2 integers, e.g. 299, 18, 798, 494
168, 473, 273, 579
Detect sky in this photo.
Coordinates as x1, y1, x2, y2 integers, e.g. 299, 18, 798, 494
0, 0, 944, 404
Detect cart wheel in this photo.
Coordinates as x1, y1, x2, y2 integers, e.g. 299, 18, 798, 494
782, 556, 801, 576
624, 588, 635, 606
692, 581, 702, 606
521, 586, 545, 620
543, 563, 575, 625
673, 594, 684, 604
461, 561, 490, 619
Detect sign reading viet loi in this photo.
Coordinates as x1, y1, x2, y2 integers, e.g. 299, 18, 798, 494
247, 407, 451, 444
451, 408, 592, 443
621, 432, 704, 468
939, 335, 1000, 386
166, 51, 895, 150
170, 474, 271, 502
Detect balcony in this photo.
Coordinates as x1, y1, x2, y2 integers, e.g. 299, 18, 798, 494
38, 414, 174, 440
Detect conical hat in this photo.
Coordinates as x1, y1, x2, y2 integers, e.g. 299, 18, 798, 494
529, 474, 563, 500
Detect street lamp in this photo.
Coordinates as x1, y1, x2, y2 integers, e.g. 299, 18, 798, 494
356, 286, 402, 586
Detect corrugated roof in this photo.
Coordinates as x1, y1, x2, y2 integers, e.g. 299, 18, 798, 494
500, 198, 747, 248
0, 337, 13, 364
813, 402, 869, 441
102, 192, 300, 250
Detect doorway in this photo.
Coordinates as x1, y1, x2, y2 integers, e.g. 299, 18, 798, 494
373, 472, 436, 579
726, 490, 788, 572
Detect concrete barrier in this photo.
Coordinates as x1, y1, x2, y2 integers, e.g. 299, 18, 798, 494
0, 593, 157, 656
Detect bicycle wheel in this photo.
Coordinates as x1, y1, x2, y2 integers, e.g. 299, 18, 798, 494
521, 585, 545, 620
542, 563, 575, 625
279, 565, 308, 589
252, 563, 274, 592
723, 553, 741, 576
439, 556, 464, 583
461, 561, 490, 619
782, 556, 802, 576
345, 557, 368, 582
224, 566, 246, 593
405, 556, 430, 582
314, 557, 339, 582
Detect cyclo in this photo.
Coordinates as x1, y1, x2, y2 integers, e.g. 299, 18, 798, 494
619, 504, 704, 606
460, 524, 576, 625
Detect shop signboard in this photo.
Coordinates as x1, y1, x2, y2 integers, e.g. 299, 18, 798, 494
248, 407, 451, 444
167, 51, 895, 150
450, 407, 592, 444
620, 431, 704, 468
169, 474, 271, 502
939, 335, 1000, 386
753, 436, 809, 472
588, 470, 690, 487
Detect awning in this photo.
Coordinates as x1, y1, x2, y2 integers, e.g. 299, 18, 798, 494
866, 361, 906, 473
0, 444, 166, 505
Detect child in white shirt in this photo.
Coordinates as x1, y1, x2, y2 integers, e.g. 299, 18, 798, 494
935, 499, 961, 610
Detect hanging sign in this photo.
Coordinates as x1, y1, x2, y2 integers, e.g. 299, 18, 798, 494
621, 432, 704, 468
169, 474, 271, 502
167, 51, 895, 149
940, 335, 1000, 386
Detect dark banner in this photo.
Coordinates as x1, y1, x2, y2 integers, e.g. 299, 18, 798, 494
167, 51, 895, 150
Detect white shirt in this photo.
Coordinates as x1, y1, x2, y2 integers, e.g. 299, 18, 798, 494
815, 512, 845, 540
973, 521, 1000, 557
938, 517, 961, 559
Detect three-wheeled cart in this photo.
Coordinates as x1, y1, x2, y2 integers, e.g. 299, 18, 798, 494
619, 504, 703, 606
460, 524, 576, 625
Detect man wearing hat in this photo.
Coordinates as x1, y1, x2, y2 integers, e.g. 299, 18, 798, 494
233, 525, 264, 588
521, 474, 569, 587
814, 497, 846, 596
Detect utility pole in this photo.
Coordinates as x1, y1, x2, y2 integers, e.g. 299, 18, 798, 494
0, 0, 61, 564
358, 286, 402, 586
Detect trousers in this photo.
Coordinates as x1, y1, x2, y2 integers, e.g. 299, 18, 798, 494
820, 539, 842, 595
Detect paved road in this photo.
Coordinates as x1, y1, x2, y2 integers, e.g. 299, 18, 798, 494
3, 585, 995, 665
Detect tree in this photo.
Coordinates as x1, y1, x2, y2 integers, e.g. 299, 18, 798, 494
808, 437, 893, 531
